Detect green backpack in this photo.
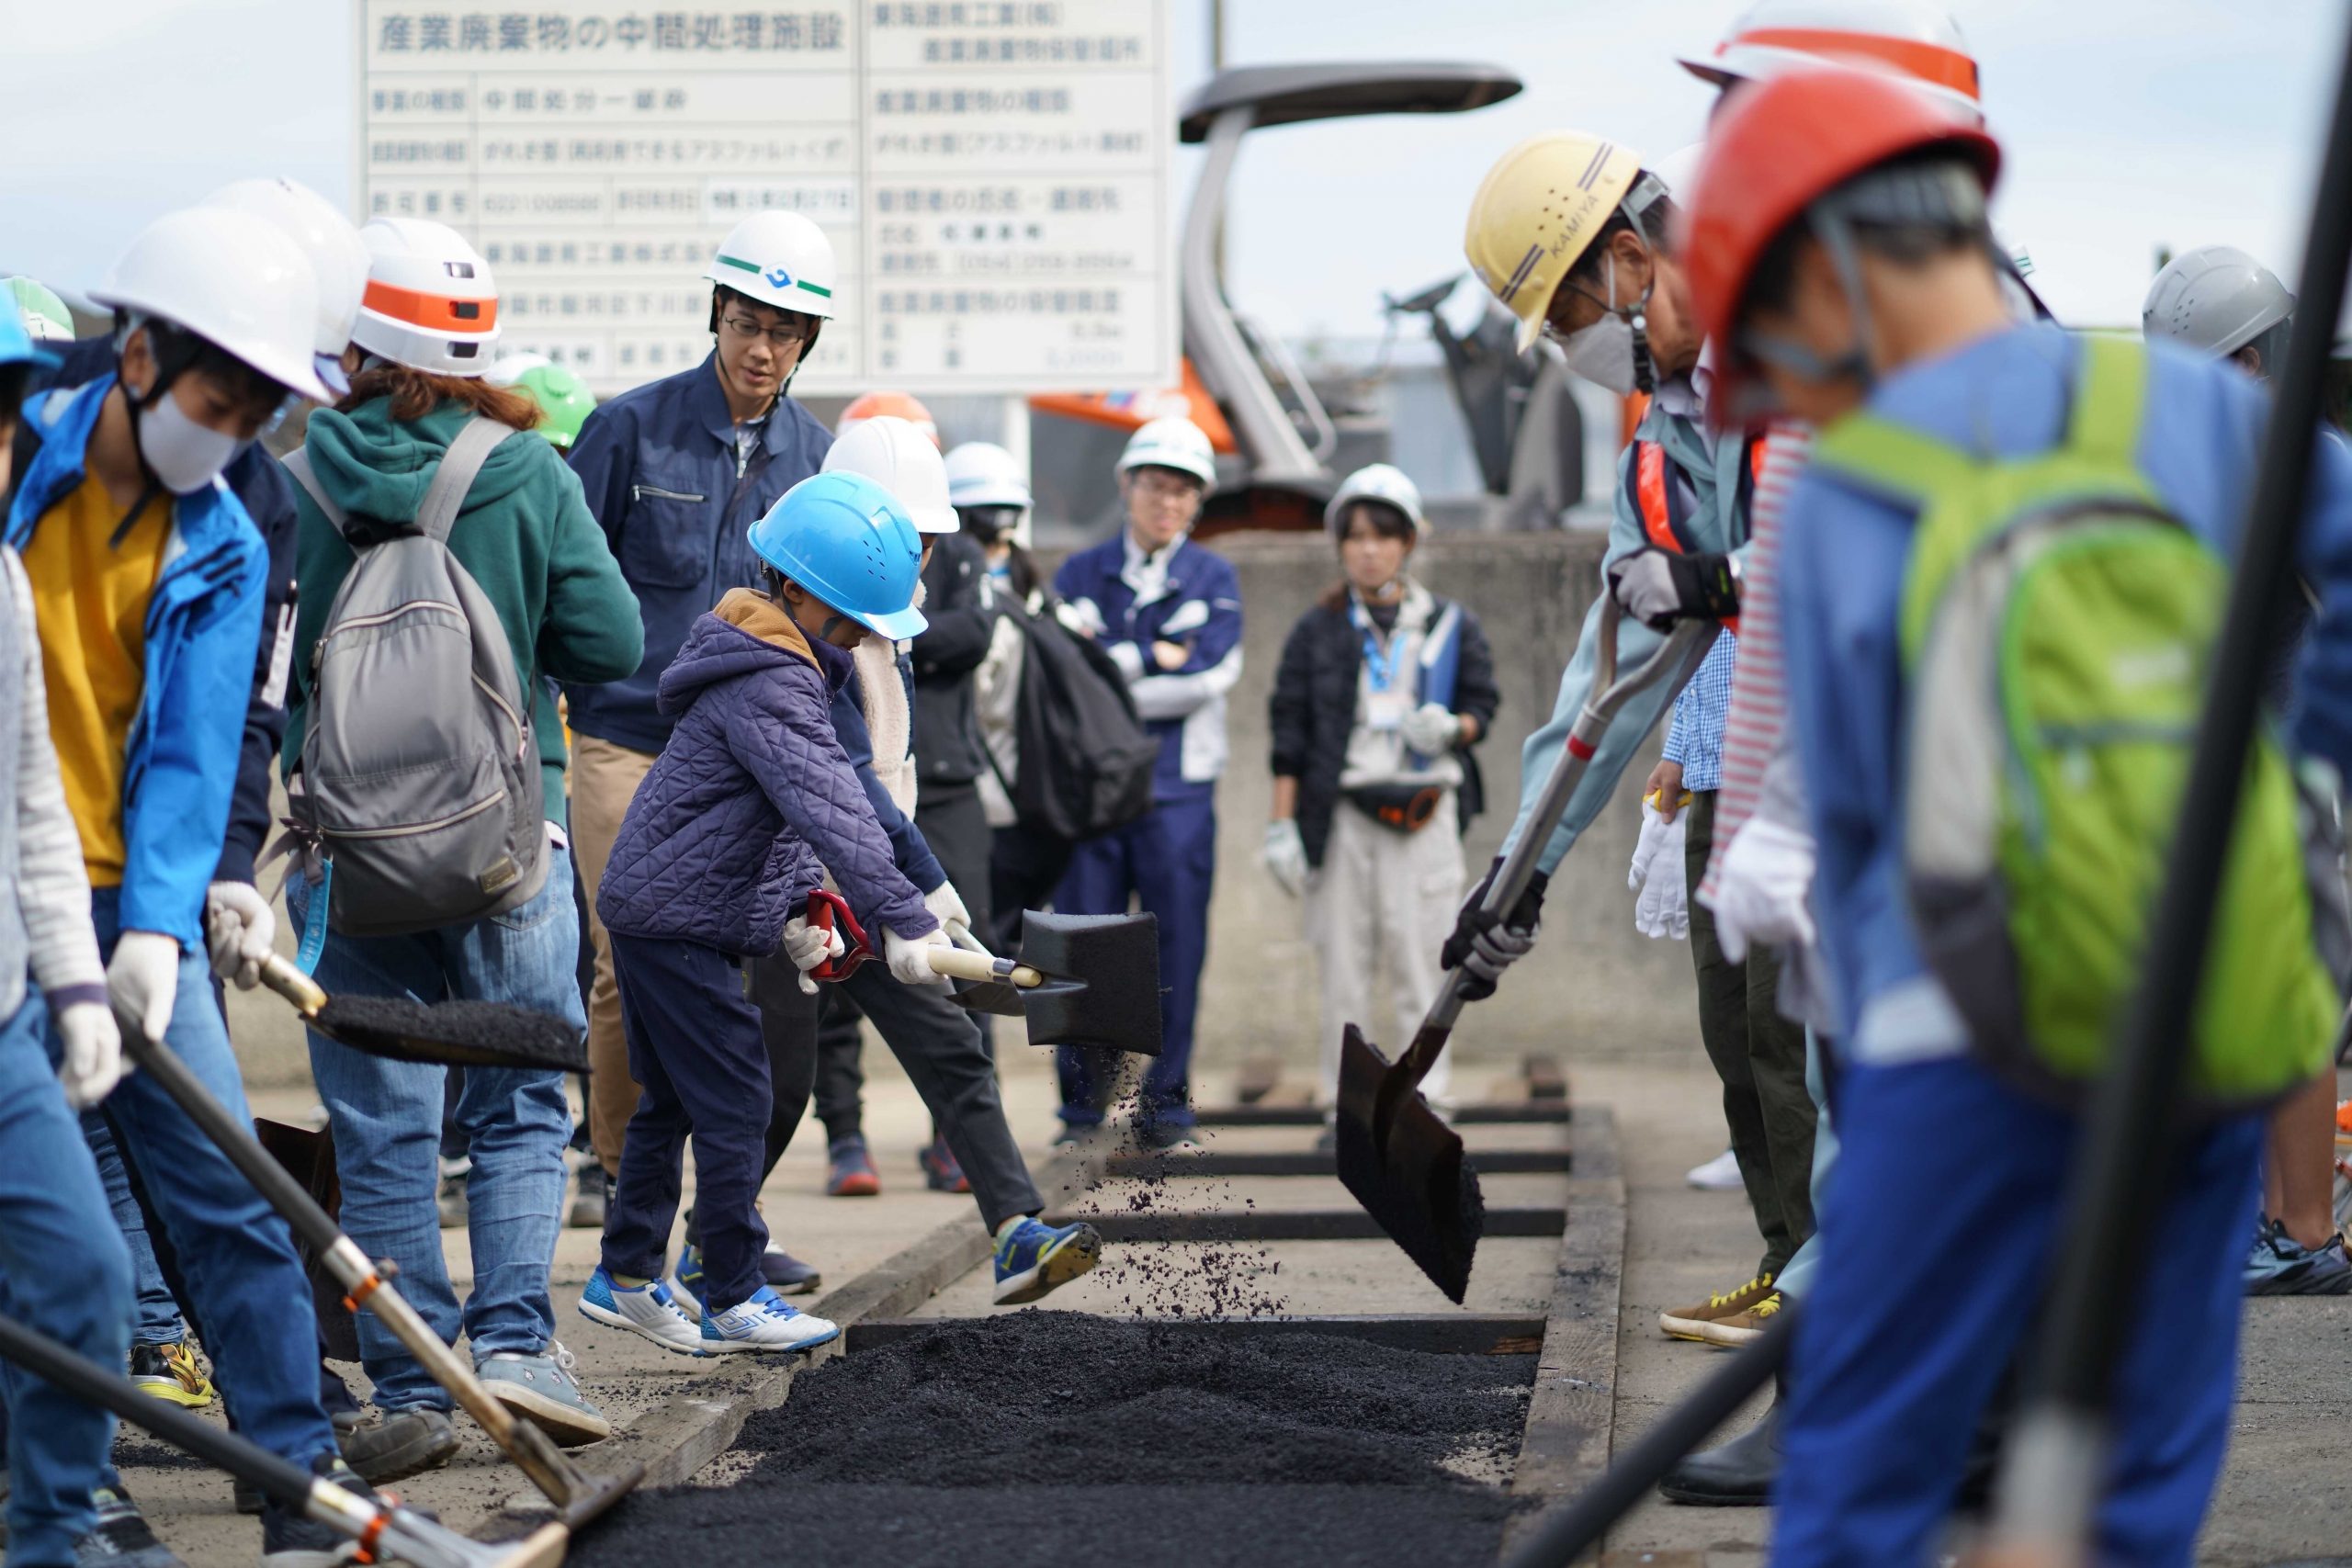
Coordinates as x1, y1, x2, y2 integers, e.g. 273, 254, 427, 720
1808, 333, 2343, 1109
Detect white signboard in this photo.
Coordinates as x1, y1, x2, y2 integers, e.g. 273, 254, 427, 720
356, 1, 1176, 397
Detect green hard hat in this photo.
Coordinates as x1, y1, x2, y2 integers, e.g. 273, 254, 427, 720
486, 352, 594, 449
5, 276, 74, 343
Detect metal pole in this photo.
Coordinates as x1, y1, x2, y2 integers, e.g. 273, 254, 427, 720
1989, 12, 2352, 1561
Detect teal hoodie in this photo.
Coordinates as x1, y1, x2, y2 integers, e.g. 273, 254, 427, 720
283, 396, 644, 825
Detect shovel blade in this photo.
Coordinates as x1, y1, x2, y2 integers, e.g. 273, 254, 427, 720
1008, 911, 1163, 1056
1334, 1024, 1484, 1303
556, 1461, 643, 1531
312, 996, 589, 1074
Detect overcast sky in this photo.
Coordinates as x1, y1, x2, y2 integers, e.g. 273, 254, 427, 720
1, 0, 2341, 344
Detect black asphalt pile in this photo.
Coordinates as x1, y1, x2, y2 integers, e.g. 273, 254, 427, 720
573, 1312, 1534, 1568
312, 993, 586, 1072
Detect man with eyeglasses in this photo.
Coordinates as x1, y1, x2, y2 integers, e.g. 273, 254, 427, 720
1455, 134, 1815, 1337
1051, 417, 1241, 1151
565, 211, 840, 1197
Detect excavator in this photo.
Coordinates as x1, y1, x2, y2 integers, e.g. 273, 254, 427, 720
1027, 61, 1590, 540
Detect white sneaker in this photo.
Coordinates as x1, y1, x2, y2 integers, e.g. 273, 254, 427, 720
701, 1286, 840, 1355
576, 1266, 704, 1356
1686, 1149, 1745, 1190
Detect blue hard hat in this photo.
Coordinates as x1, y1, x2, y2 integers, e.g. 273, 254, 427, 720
0, 306, 58, 374
748, 471, 930, 642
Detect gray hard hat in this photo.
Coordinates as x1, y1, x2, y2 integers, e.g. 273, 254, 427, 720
2143, 244, 2294, 360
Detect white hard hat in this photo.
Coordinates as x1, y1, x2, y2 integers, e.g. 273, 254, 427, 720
1648, 144, 1705, 203
707, 212, 838, 320
1326, 463, 1427, 539
2144, 245, 2295, 361
823, 415, 958, 535
88, 207, 333, 405
1117, 416, 1216, 489
203, 177, 370, 397
1678, 0, 1984, 122
353, 217, 499, 377
944, 441, 1033, 511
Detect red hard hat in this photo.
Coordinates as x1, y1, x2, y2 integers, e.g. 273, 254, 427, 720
1681, 67, 2001, 367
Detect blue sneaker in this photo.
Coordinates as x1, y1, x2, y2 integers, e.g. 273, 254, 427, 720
993, 1216, 1102, 1305
578, 1265, 704, 1356
2245, 1217, 2352, 1295
476, 1342, 612, 1447
701, 1286, 840, 1354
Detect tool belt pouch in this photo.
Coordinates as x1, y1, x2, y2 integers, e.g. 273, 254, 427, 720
1346, 784, 1443, 835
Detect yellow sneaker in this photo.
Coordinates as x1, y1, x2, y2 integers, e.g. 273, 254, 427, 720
130, 1339, 215, 1408
1698, 1290, 1784, 1348
1658, 1272, 1775, 1343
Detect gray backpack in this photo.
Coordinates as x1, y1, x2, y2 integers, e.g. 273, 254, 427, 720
280, 414, 547, 936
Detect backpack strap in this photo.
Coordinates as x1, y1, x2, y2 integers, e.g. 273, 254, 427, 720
1807, 412, 1979, 507
415, 415, 515, 544
2064, 334, 2148, 465
280, 446, 347, 531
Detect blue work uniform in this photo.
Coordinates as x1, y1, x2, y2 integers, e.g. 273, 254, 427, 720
1051, 532, 1243, 1129
562, 352, 832, 754
1776, 323, 2352, 1567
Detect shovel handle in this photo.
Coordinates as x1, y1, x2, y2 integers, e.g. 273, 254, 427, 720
258, 953, 328, 1017
925, 944, 1045, 988
1413, 600, 1712, 1063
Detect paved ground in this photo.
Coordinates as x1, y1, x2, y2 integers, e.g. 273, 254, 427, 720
97, 1037, 2352, 1565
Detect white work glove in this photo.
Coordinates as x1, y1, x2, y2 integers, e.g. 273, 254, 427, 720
1261, 819, 1308, 897
778, 913, 846, 996
1056, 597, 1105, 639
107, 931, 181, 1046
1711, 817, 1818, 964
883, 924, 955, 990
1400, 703, 1462, 758
923, 881, 973, 945
1628, 796, 1690, 941
203, 880, 276, 991
55, 1002, 124, 1111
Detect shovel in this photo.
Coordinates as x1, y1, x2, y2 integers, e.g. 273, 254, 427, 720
1337, 597, 1709, 1303
115, 1026, 641, 1531
0, 1305, 568, 1568
805, 891, 1162, 1055
256, 953, 590, 1074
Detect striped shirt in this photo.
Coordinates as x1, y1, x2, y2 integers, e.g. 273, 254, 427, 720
1700, 423, 1813, 900
1661, 631, 1736, 792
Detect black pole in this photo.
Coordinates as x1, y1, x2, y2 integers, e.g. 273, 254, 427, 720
1501, 1306, 1794, 1568
1994, 12, 2352, 1555
0, 1310, 319, 1510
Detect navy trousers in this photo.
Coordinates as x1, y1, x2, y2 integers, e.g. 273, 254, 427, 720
1052, 789, 1216, 1129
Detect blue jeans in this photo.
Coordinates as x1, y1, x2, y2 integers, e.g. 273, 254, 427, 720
1055, 791, 1216, 1127
288, 856, 577, 1412
82, 1115, 183, 1346
1774, 1055, 2259, 1567
0, 996, 132, 1567
66, 889, 340, 1467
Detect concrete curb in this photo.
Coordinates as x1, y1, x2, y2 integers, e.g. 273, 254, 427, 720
1501, 1103, 1628, 1557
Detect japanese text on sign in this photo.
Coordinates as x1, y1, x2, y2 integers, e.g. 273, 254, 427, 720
357, 1, 1174, 395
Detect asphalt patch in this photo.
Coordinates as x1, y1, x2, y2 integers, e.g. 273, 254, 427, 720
572, 1311, 1534, 1567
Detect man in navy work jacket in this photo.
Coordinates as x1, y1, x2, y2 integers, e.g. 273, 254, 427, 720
563, 211, 837, 1195
1052, 416, 1242, 1150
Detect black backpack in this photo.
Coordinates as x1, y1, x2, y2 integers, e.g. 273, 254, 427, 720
1004, 610, 1159, 841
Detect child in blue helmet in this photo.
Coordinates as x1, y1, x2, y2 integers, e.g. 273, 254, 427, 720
582, 470, 950, 1355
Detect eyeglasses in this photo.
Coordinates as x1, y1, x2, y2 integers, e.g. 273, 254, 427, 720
1128, 468, 1204, 502
721, 314, 813, 348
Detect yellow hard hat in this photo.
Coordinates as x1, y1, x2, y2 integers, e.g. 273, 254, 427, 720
1464, 132, 1645, 354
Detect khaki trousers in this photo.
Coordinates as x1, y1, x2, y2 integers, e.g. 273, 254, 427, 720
1307, 795, 1464, 1112
571, 734, 658, 1177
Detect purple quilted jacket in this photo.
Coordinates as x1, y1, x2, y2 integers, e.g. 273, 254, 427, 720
595, 590, 937, 957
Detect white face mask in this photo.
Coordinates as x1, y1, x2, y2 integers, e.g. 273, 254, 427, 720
1552, 254, 1654, 398
132, 388, 243, 496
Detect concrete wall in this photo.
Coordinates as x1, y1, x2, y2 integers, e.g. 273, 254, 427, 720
1156, 530, 1702, 1082
228, 528, 1704, 1094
